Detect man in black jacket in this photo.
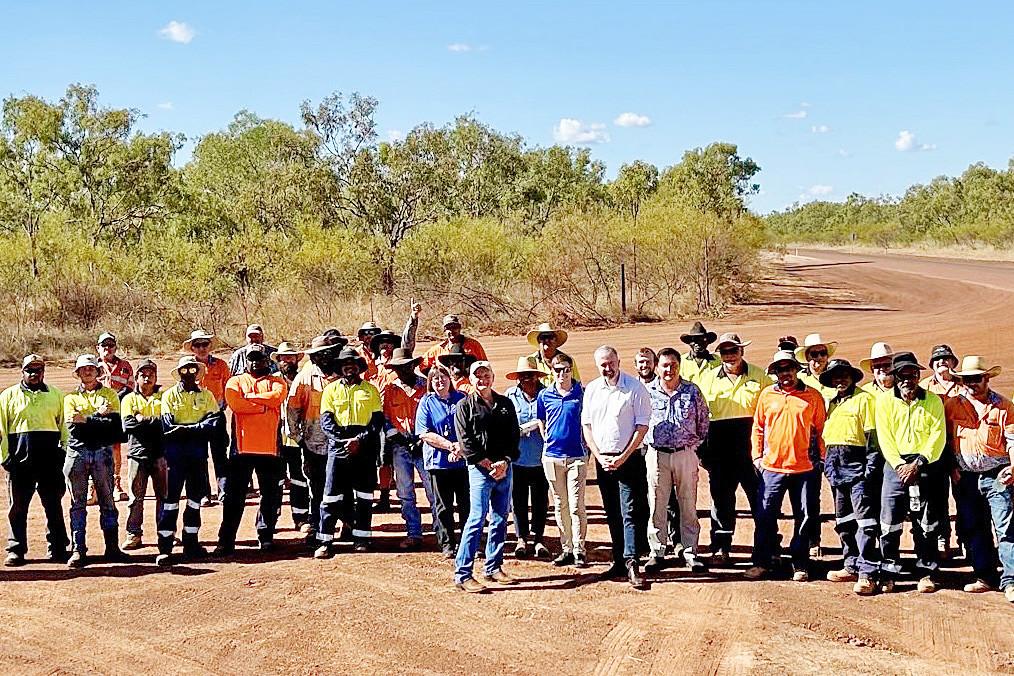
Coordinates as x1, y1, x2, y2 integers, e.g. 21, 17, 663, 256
452, 361, 521, 593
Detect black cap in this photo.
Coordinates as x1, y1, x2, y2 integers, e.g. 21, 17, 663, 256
891, 351, 925, 374
928, 344, 957, 366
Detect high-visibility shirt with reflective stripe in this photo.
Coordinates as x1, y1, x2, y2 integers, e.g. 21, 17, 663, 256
874, 388, 945, 468
752, 382, 826, 474
320, 380, 382, 427
679, 354, 719, 385
945, 392, 1014, 473
698, 362, 769, 420
161, 385, 219, 425
823, 389, 875, 447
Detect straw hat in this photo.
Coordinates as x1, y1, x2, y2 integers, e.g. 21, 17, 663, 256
271, 341, 304, 362
526, 323, 568, 348
794, 333, 838, 363
951, 356, 1002, 379
859, 342, 894, 373
505, 356, 543, 380
171, 356, 207, 382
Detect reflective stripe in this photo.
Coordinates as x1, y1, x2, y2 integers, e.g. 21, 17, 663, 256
158, 530, 174, 537
713, 529, 734, 535
354, 490, 374, 501
187, 500, 202, 510
289, 479, 308, 488
277, 480, 286, 487
856, 518, 878, 527
316, 533, 333, 542
183, 526, 199, 534
351, 529, 373, 538
880, 522, 904, 535
881, 562, 903, 573
322, 494, 341, 504
162, 503, 179, 511
291, 508, 309, 515
835, 513, 857, 525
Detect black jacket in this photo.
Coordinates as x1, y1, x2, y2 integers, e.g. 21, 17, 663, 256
454, 391, 521, 465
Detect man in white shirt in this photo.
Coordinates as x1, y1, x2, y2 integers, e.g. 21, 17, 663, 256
582, 345, 652, 589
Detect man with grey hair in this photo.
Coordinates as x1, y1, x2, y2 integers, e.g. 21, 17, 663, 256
582, 345, 652, 589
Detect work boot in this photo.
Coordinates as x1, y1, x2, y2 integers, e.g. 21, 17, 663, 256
826, 568, 858, 582
4, 552, 25, 567
627, 561, 648, 589
917, 576, 937, 593
68, 550, 87, 568
121, 534, 143, 550
103, 530, 131, 563
853, 577, 876, 596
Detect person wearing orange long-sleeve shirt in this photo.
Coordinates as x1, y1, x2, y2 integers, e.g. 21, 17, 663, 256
746, 349, 826, 582
215, 346, 288, 555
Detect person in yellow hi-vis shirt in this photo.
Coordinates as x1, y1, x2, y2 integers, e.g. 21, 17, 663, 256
63, 354, 129, 568
0, 354, 69, 566
119, 359, 166, 551
874, 351, 947, 594
819, 359, 880, 596
697, 332, 768, 565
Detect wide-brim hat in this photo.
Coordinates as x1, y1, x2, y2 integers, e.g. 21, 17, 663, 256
928, 344, 959, 366
385, 347, 421, 369
890, 351, 926, 374
305, 335, 347, 354
271, 341, 304, 362
715, 332, 751, 349
183, 329, 217, 351
951, 355, 1002, 379
438, 344, 477, 367
369, 330, 402, 356
335, 347, 368, 373
506, 356, 543, 380
74, 354, 100, 375
859, 342, 894, 373
794, 333, 838, 363
171, 356, 207, 382
819, 359, 864, 387
680, 321, 717, 345
766, 350, 801, 375
526, 323, 568, 348
357, 321, 381, 338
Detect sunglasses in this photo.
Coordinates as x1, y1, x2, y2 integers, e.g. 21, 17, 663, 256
718, 346, 740, 356
179, 366, 200, 375
191, 341, 211, 348
99, 342, 116, 348
553, 366, 572, 374
961, 375, 985, 384
807, 349, 828, 358
537, 334, 557, 342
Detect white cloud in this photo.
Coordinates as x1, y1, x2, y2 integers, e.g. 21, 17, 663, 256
783, 109, 807, 119
894, 130, 936, 152
613, 112, 651, 128
837, 148, 850, 158
810, 124, 829, 133
447, 43, 486, 53
158, 20, 195, 44
801, 102, 812, 108
553, 118, 610, 144
387, 129, 405, 142
157, 102, 173, 110
808, 184, 833, 196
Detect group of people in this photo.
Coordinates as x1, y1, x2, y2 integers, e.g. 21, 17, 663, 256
2, 314, 1012, 607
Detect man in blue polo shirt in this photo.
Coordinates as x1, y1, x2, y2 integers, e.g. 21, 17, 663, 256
537, 352, 588, 567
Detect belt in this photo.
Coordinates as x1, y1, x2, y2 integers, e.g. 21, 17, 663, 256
651, 444, 687, 454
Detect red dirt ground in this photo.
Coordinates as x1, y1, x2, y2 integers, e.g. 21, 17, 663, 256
2, 249, 1014, 675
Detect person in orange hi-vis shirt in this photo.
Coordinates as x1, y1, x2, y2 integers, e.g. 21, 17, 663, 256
183, 328, 232, 506
214, 345, 288, 556
746, 349, 826, 583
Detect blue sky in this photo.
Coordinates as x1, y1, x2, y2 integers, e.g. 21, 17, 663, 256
3, 1, 1011, 213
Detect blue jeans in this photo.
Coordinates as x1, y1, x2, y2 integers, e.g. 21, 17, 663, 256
64, 446, 118, 553
955, 469, 1014, 589
392, 443, 436, 539
455, 464, 512, 583
753, 468, 820, 570
597, 452, 648, 566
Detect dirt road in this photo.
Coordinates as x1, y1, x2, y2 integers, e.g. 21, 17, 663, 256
2, 249, 1014, 675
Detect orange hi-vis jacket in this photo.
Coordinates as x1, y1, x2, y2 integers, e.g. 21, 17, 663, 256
199, 355, 232, 406
225, 373, 288, 455
752, 382, 827, 474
